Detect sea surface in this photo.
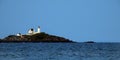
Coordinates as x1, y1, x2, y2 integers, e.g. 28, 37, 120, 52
0, 43, 120, 60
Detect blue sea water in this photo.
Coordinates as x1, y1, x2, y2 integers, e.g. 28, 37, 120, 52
0, 43, 120, 60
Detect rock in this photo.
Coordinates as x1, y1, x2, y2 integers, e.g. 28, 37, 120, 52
84, 41, 95, 43
0, 32, 74, 43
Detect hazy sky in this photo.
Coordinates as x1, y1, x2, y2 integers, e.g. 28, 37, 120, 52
0, 0, 120, 42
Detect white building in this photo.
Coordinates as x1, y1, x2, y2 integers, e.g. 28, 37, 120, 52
16, 33, 21, 36
16, 26, 41, 36
27, 26, 41, 35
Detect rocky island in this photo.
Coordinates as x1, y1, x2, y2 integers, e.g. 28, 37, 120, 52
0, 26, 74, 43
0, 32, 73, 43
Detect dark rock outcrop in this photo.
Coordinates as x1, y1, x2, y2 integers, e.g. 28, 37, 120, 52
0, 32, 73, 43
84, 41, 95, 43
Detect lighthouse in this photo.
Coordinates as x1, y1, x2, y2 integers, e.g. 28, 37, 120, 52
37, 26, 40, 33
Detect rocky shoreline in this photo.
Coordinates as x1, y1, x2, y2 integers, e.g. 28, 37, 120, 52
0, 32, 74, 43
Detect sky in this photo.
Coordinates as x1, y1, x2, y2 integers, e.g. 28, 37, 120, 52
0, 0, 120, 42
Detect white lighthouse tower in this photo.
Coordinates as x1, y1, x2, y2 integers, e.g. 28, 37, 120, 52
37, 26, 40, 33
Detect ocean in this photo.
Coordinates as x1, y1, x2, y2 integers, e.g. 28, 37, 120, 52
0, 43, 120, 60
